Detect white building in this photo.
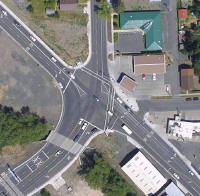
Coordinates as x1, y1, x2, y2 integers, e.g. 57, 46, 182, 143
167, 115, 200, 139
163, 182, 185, 196
121, 150, 167, 195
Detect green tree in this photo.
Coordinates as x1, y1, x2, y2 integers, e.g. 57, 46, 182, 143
113, 0, 125, 14
0, 105, 49, 148
189, 0, 200, 19
98, 0, 112, 21
40, 188, 51, 196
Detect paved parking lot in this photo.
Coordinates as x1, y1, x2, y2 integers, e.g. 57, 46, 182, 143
114, 32, 145, 54
111, 56, 167, 99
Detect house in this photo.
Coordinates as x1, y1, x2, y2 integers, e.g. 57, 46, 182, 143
59, 0, 78, 11
120, 11, 163, 51
133, 55, 166, 75
118, 75, 136, 93
181, 68, 194, 90
178, 9, 188, 19
120, 149, 167, 195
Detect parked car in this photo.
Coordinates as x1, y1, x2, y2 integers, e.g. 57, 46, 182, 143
125, 105, 131, 112
73, 134, 80, 142
14, 20, 20, 27
173, 172, 180, 180
93, 95, 99, 102
185, 97, 192, 101
91, 128, 97, 134
30, 35, 36, 42
116, 97, 123, 104
152, 73, 156, 81
81, 122, 88, 130
55, 149, 63, 156
2, 10, 7, 16
193, 97, 199, 101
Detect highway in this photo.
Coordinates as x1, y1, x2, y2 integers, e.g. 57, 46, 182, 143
0, 0, 200, 196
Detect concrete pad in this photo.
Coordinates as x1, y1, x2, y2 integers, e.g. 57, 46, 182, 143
50, 176, 66, 190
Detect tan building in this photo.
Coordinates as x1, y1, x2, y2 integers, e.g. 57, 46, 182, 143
59, 0, 78, 11
181, 68, 194, 90
133, 55, 166, 75
119, 75, 136, 93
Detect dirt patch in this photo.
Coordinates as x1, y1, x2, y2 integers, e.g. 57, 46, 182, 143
43, 161, 103, 196
123, 0, 161, 11
1, 0, 88, 66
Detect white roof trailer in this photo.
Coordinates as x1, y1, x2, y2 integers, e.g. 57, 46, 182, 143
121, 124, 132, 135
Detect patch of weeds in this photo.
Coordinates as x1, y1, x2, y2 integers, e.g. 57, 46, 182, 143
114, 32, 119, 42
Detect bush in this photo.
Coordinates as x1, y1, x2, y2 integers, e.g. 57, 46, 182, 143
79, 151, 137, 196
114, 32, 119, 42
0, 105, 49, 148
40, 188, 50, 196
26, 4, 34, 12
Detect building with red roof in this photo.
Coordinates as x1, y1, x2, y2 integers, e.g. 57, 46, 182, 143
178, 9, 188, 19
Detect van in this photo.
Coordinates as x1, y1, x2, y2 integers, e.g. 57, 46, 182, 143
121, 124, 132, 135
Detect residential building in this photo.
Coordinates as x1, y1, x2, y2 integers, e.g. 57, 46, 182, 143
177, 9, 188, 19
120, 11, 163, 51
167, 115, 200, 139
133, 55, 166, 75
181, 68, 194, 90
118, 75, 136, 93
59, 0, 78, 11
120, 149, 167, 195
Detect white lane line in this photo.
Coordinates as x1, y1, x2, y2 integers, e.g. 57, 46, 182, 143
110, 117, 118, 130
104, 85, 111, 131
26, 164, 33, 172
42, 151, 49, 159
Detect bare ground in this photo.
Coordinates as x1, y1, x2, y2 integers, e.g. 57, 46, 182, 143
43, 161, 103, 196
1, 0, 88, 66
123, 0, 161, 11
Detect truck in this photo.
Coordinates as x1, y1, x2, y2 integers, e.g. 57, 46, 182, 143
121, 124, 132, 135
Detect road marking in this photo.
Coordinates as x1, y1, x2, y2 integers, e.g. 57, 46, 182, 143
26, 164, 33, 172
42, 151, 49, 159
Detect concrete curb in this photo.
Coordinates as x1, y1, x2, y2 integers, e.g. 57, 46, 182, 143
0, 1, 92, 70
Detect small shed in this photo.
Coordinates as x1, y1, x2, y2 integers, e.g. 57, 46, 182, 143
45, 8, 56, 16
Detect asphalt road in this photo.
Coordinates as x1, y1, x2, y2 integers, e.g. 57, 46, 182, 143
0, 1, 200, 196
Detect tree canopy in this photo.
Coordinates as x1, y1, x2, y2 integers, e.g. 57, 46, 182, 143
79, 151, 137, 196
0, 105, 49, 148
40, 188, 51, 196
189, 0, 200, 19
98, 0, 113, 21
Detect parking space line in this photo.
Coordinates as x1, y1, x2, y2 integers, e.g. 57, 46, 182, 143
26, 164, 33, 172
42, 151, 49, 159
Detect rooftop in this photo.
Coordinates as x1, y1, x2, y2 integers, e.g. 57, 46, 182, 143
178, 9, 188, 19
59, 0, 78, 10
121, 150, 167, 195
119, 75, 136, 93
119, 11, 162, 51
133, 55, 166, 75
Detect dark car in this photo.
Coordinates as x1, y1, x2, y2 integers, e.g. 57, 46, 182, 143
14, 20, 20, 27
91, 128, 97, 134
125, 105, 131, 112
73, 134, 80, 142
185, 97, 192, 101
193, 97, 199, 101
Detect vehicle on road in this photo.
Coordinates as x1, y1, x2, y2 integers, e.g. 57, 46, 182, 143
121, 124, 132, 135
116, 97, 123, 104
125, 105, 131, 112
108, 110, 113, 116
173, 172, 180, 180
73, 134, 81, 142
78, 118, 83, 125
152, 73, 156, 81
55, 149, 63, 156
14, 20, 20, 27
66, 186, 72, 192
81, 122, 88, 130
188, 170, 194, 176
51, 56, 57, 63
30, 35, 36, 42
91, 128, 97, 134
185, 97, 192, 101
193, 97, 199, 101
2, 10, 7, 16
93, 95, 99, 102
69, 73, 75, 79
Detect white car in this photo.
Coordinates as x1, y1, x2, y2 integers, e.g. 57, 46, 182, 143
188, 170, 194, 176
2, 10, 7, 16
30, 35, 36, 42
116, 97, 123, 104
55, 149, 63, 156
173, 172, 180, 180
78, 118, 83, 125
81, 122, 88, 130
58, 82, 63, 89
69, 73, 75, 79
51, 56, 57, 63
152, 73, 156, 81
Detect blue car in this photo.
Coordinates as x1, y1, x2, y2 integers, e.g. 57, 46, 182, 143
73, 134, 80, 142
